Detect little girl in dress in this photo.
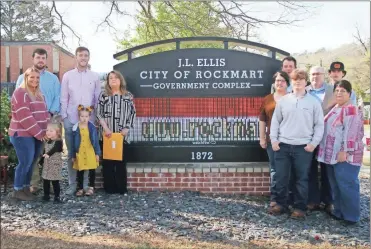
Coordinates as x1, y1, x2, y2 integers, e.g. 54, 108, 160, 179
72, 105, 101, 197
42, 115, 63, 203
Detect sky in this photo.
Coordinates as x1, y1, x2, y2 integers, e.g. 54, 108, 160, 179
53, 1, 370, 72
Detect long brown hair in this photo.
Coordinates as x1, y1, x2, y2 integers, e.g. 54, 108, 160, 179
104, 70, 128, 96
20, 67, 44, 101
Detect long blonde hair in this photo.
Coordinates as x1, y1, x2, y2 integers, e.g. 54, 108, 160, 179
47, 114, 63, 140
20, 67, 44, 100
104, 70, 128, 96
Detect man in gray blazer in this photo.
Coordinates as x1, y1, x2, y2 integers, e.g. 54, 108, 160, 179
306, 66, 335, 212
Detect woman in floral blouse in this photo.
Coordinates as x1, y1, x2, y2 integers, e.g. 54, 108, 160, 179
317, 80, 364, 225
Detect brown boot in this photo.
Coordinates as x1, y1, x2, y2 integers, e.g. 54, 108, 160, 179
12, 190, 34, 201
23, 187, 36, 200
290, 209, 306, 219
268, 204, 285, 215
30, 186, 39, 194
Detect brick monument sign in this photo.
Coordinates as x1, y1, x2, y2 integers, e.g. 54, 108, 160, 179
96, 37, 290, 195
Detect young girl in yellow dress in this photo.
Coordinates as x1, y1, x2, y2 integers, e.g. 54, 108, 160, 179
71, 105, 101, 197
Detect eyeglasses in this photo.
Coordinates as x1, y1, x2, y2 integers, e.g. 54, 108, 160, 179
311, 73, 324, 76
334, 89, 348, 94
275, 79, 287, 83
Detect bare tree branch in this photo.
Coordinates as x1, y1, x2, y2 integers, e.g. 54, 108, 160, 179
96, 1, 116, 32
50, 1, 81, 48
354, 24, 368, 54
45, 1, 318, 49
96, 1, 131, 33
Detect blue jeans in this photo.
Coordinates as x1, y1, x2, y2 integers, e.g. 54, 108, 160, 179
266, 143, 277, 202
308, 147, 333, 206
274, 143, 313, 211
10, 134, 43, 190
326, 162, 360, 222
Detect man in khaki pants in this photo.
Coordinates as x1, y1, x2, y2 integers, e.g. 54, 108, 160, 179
16, 48, 61, 193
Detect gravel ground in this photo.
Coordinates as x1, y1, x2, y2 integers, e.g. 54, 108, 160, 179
1, 161, 369, 247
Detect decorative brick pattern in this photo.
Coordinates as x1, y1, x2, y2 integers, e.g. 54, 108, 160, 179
95, 163, 270, 195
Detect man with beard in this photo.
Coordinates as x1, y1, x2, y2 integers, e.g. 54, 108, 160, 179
272, 56, 297, 93
16, 48, 61, 193
60, 46, 101, 195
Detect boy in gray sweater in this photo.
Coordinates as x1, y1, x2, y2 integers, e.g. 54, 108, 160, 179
269, 69, 324, 218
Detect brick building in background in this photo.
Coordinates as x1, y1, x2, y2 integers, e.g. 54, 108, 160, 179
0, 41, 75, 82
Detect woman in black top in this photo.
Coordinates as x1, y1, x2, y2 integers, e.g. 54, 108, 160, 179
96, 70, 136, 194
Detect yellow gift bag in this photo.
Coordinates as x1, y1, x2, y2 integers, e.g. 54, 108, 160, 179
103, 133, 123, 161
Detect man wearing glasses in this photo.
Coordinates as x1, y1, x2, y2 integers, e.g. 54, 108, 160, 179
306, 66, 334, 213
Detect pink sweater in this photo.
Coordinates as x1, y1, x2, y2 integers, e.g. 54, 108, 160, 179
8, 88, 49, 140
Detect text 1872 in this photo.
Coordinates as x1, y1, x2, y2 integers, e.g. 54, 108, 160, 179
191, 152, 213, 160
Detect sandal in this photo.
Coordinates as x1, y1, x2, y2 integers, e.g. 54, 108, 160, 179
85, 187, 94, 196
76, 189, 84, 197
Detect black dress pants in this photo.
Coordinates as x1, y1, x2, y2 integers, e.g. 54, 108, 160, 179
99, 141, 128, 194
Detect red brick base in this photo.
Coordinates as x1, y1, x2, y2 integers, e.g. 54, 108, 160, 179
95, 163, 270, 195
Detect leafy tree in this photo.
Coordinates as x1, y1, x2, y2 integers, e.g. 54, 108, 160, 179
0, 1, 59, 41
43, 1, 316, 48
119, 2, 230, 55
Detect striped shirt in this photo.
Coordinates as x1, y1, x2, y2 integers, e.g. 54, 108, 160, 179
9, 88, 49, 140
96, 91, 136, 142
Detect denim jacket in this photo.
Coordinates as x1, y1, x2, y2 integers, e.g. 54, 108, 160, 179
71, 121, 101, 158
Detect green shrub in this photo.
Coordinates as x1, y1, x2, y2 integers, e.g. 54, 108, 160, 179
0, 89, 17, 164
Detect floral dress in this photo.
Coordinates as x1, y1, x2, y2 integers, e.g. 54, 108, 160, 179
73, 126, 98, 171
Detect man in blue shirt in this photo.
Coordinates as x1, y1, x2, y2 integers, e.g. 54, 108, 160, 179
306, 66, 334, 213
16, 48, 61, 193
16, 48, 61, 116
328, 61, 357, 106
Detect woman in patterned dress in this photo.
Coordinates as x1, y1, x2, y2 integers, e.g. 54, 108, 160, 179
96, 70, 136, 194
317, 80, 364, 224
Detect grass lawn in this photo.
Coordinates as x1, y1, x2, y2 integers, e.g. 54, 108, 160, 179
1, 230, 369, 249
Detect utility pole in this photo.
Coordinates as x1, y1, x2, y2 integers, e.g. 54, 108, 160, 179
320, 59, 323, 67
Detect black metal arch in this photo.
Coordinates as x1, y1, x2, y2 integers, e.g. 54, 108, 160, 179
113, 36, 290, 61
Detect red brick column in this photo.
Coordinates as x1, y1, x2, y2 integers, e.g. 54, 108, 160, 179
95, 163, 270, 195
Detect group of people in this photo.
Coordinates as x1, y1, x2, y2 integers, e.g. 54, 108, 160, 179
8, 47, 365, 225
8, 47, 136, 203
259, 56, 364, 224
